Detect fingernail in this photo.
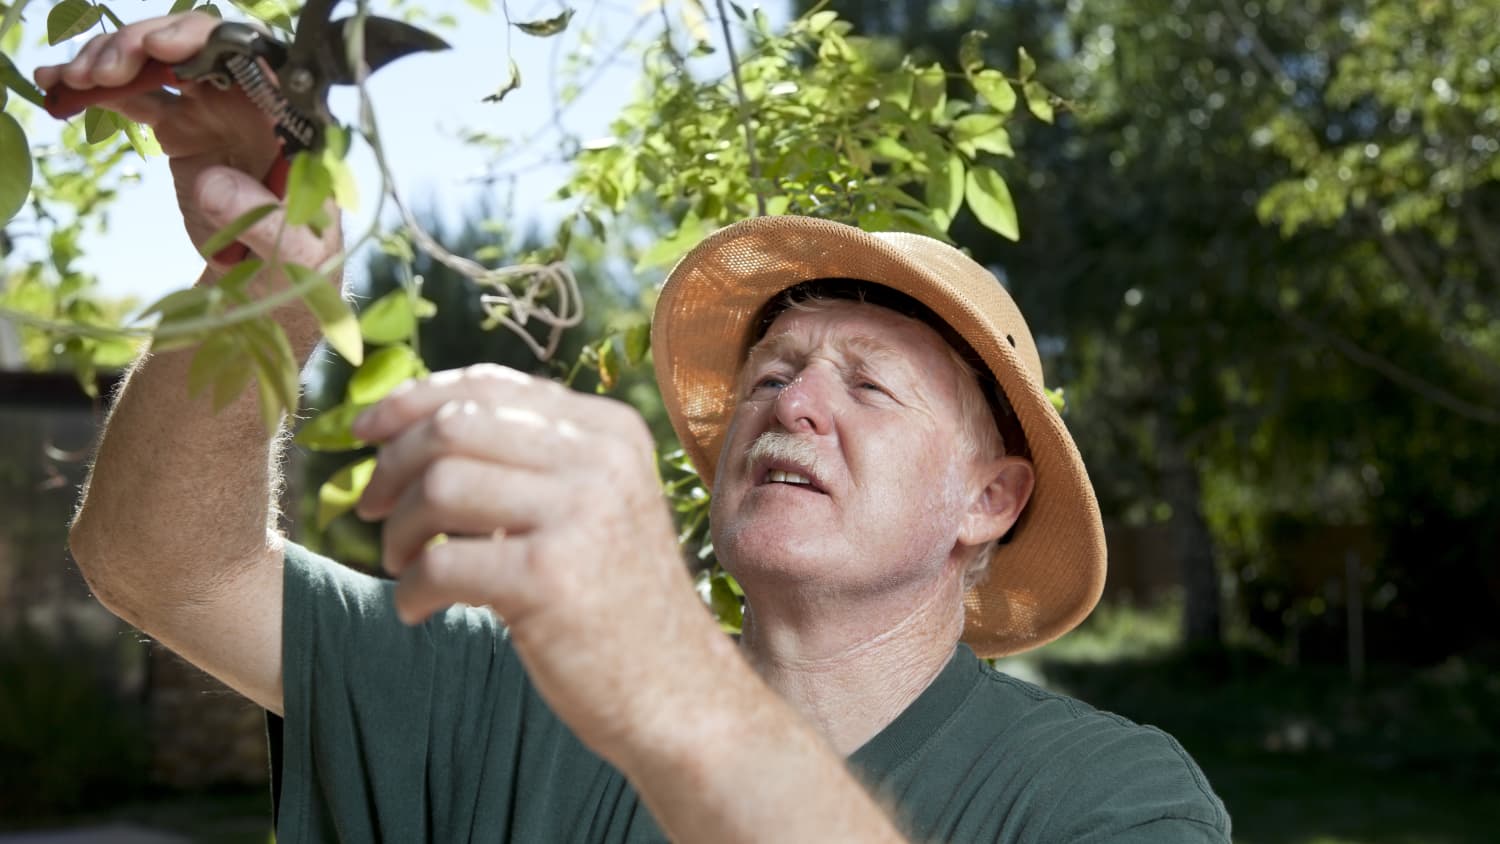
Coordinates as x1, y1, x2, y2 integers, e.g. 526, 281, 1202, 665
97, 46, 119, 71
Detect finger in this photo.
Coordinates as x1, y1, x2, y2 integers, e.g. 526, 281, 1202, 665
56, 32, 114, 90
353, 365, 576, 444
380, 457, 550, 577
189, 165, 328, 270
357, 399, 584, 521
391, 534, 529, 626
46, 13, 217, 92
107, 89, 179, 127
136, 12, 225, 64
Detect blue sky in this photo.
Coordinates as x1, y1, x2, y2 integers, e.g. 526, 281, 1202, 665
11, 0, 789, 307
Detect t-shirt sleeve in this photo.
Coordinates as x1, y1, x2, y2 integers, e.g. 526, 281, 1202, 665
1043, 723, 1231, 843
273, 542, 536, 843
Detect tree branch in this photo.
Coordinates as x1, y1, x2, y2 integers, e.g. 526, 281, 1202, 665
1460, 199, 1500, 290
714, 0, 766, 217
1279, 307, 1500, 426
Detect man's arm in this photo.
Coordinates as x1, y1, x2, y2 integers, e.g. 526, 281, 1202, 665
353, 368, 907, 842
43, 12, 341, 716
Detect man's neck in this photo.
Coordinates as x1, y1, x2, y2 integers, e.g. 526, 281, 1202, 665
736, 580, 963, 756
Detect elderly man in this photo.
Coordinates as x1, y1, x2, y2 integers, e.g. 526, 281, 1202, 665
45, 13, 1229, 843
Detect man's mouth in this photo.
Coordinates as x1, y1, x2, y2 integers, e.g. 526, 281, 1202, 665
766, 469, 815, 487
756, 463, 828, 494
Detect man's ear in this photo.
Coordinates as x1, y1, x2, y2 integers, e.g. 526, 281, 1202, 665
958, 457, 1035, 547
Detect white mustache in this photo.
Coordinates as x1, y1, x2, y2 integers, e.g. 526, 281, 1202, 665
745, 432, 823, 479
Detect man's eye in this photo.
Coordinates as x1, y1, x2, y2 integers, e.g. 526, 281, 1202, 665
753, 376, 787, 391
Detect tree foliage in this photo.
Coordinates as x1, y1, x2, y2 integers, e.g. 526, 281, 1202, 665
809, 0, 1500, 662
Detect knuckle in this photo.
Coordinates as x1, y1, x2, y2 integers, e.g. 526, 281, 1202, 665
418, 458, 464, 509
417, 540, 460, 585
431, 401, 476, 447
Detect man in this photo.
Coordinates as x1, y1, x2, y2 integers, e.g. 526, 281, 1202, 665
43, 12, 1230, 842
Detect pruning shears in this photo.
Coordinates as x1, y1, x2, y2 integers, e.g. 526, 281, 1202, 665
43, 1, 448, 263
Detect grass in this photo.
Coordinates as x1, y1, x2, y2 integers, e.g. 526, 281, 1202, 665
996, 603, 1500, 844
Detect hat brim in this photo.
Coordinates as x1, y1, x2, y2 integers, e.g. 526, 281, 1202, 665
652, 216, 1106, 658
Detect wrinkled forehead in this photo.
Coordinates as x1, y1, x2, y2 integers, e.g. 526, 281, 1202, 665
745, 301, 944, 369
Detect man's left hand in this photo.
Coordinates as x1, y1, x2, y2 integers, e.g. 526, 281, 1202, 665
352, 363, 724, 761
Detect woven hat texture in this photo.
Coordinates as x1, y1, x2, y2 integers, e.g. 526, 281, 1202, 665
652, 216, 1106, 657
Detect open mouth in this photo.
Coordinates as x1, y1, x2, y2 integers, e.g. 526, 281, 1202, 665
756, 465, 828, 494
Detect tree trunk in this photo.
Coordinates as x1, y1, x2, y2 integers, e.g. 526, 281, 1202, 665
1159, 436, 1223, 650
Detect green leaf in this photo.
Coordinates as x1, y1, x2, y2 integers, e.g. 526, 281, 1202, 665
971, 69, 1016, 115
624, 322, 650, 365
358, 289, 420, 344
0, 112, 30, 223
212, 258, 264, 303
120, 119, 162, 158
970, 126, 1014, 157
634, 212, 711, 271
139, 285, 215, 322
870, 135, 914, 163
324, 154, 358, 211
198, 203, 277, 259
348, 344, 418, 405
911, 62, 947, 119
965, 164, 1019, 241
284, 151, 333, 229
709, 573, 743, 634
317, 455, 376, 529
239, 316, 299, 413
514, 7, 572, 37
953, 114, 1013, 158
211, 345, 257, 410
98, 3, 124, 29
1023, 80, 1054, 124
83, 107, 122, 145
294, 401, 368, 451
195, 3, 221, 19
47, 0, 102, 45
1017, 46, 1036, 82
953, 113, 1003, 144
187, 331, 240, 400
483, 58, 521, 103
1045, 386, 1066, 414
926, 151, 964, 231
958, 30, 987, 75
253, 361, 284, 433
596, 337, 617, 391
0, 51, 45, 107
286, 264, 363, 365
168, 0, 195, 13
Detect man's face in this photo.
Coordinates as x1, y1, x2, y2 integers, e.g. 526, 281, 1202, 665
709, 300, 984, 598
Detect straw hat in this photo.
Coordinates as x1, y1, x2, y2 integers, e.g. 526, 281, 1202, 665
652, 216, 1106, 658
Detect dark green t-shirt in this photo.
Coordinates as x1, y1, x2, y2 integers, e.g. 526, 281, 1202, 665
273, 543, 1230, 842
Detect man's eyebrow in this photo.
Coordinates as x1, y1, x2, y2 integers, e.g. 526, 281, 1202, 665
744, 332, 911, 373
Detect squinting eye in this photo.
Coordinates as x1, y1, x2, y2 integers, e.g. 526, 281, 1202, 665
753, 376, 787, 392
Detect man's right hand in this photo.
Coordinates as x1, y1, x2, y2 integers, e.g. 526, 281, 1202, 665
34, 12, 338, 274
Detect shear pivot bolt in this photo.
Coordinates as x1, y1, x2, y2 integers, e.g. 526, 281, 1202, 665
287, 69, 314, 93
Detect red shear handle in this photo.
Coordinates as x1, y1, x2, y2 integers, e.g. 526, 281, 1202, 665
43, 60, 181, 119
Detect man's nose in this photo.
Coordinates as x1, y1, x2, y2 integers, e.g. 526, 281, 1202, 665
773, 367, 835, 435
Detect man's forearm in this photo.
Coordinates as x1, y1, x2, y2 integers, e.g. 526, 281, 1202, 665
68, 276, 323, 620
618, 634, 907, 844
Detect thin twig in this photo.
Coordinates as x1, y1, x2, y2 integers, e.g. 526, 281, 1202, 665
1279, 307, 1500, 425
713, 0, 765, 216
